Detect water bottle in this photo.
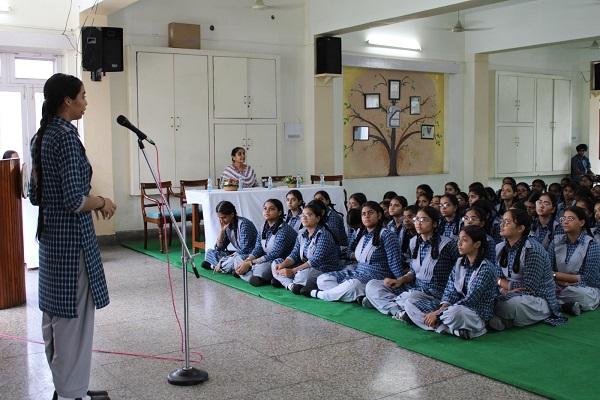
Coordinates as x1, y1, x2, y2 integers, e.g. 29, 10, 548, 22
207, 177, 213, 192
238, 179, 243, 191
319, 173, 325, 186
267, 176, 273, 190
296, 175, 301, 188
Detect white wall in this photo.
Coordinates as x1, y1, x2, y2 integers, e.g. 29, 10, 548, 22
107, 0, 307, 232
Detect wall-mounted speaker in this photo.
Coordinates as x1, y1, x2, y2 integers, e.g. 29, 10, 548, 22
81, 27, 123, 73
592, 61, 600, 91
315, 36, 341, 75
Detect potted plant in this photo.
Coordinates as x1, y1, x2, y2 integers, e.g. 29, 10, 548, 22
222, 177, 239, 191
283, 176, 303, 188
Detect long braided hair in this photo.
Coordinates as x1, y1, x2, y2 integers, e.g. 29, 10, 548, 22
262, 199, 285, 239
498, 208, 531, 274
30, 73, 83, 239
411, 206, 442, 260
351, 201, 385, 251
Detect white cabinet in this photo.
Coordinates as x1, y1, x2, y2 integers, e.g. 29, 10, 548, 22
214, 124, 277, 182
213, 57, 277, 119
497, 75, 535, 123
136, 52, 209, 186
495, 72, 571, 176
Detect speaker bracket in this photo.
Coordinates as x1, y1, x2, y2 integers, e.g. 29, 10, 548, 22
315, 73, 341, 85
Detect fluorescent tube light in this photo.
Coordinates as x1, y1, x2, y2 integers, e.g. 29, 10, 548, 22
366, 35, 421, 51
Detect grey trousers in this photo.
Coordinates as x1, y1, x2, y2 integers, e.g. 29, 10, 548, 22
270, 261, 323, 288
494, 295, 551, 327
364, 279, 409, 316
240, 261, 273, 282
42, 252, 95, 399
557, 286, 600, 311
405, 300, 487, 339
315, 274, 365, 302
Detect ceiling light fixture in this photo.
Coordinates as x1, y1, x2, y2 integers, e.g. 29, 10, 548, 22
366, 35, 421, 52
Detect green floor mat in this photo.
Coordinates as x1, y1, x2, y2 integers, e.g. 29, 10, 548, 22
121, 239, 600, 400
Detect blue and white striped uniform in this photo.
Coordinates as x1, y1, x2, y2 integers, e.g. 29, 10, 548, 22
205, 216, 258, 265
410, 235, 459, 299
438, 216, 460, 240
284, 225, 341, 272
250, 222, 297, 264
285, 209, 303, 232
529, 218, 564, 249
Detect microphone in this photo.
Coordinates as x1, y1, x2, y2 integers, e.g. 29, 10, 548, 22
116, 115, 156, 145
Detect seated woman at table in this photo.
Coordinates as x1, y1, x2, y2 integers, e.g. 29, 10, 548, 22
235, 199, 297, 287
271, 200, 341, 294
285, 189, 304, 232
548, 206, 600, 315
308, 201, 402, 303
403, 225, 498, 339
490, 208, 565, 330
220, 146, 258, 188
314, 190, 348, 247
364, 206, 458, 319
202, 201, 258, 273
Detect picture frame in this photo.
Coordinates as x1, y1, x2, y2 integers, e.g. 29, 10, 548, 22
388, 80, 401, 100
364, 93, 380, 109
421, 124, 434, 140
353, 126, 369, 141
410, 96, 421, 115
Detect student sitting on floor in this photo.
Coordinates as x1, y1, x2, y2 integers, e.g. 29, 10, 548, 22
314, 190, 348, 248
461, 205, 497, 265
363, 207, 458, 319
202, 201, 257, 273
271, 200, 341, 295
347, 192, 367, 210
593, 200, 600, 243
235, 199, 297, 287
308, 201, 402, 303
530, 192, 563, 249
403, 225, 498, 339
548, 206, 600, 315
398, 206, 418, 273
285, 189, 304, 232
386, 196, 406, 236
489, 208, 565, 330
345, 208, 362, 261
438, 194, 460, 241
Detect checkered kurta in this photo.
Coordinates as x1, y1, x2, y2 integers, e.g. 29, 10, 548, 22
29, 117, 108, 319
410, 235, 459, 299
325, 209, 348, 247
250, 222, 297, 264
529, 218, 564, 249
548, 233, 600, 289
206, 216, 258, 264
285, 226, 341, 272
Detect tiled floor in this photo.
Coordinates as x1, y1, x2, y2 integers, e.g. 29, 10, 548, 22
0, 245, 544, 400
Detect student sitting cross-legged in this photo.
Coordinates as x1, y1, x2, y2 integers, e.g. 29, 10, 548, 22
489, 208, 565, 330
364, 206, 459, 319
548, 206, 600, 315
202, 201, 258, 273
271, 200, 341, 295
403, 225, 498, 339
234, 199, 297, 287
307, 201, 402, 302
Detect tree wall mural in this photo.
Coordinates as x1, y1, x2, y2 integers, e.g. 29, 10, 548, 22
343, 67, 445, 178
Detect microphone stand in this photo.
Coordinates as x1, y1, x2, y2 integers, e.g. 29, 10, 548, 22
136, 139, 208, 385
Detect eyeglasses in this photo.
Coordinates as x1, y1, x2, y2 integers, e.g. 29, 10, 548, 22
536, 200, 552, 207
440, 202, 453, 209
413, 217, 431, 223
500, 219, 515, 227
559, 216, 577, 223
461, 216, 480, 222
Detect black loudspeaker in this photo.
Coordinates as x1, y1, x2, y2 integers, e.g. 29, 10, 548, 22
593, 62, 600, 91
81, 27, 123, 72
315, 36, 341, 74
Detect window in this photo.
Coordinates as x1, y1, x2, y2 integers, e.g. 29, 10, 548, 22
14, 58, 55, 80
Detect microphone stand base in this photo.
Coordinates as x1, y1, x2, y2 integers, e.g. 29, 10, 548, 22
167, 367, 209, 386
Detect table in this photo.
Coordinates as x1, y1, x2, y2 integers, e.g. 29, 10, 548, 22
186, 185, 347, 250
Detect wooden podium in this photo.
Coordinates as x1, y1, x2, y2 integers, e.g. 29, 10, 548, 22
0, 158, 26, 309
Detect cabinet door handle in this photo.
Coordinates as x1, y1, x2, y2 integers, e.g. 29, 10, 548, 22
246, 138, 253, 148
243, 95, 247, 105
170, 116, 174, 128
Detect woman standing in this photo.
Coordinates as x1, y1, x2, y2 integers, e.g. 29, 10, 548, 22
29, 73, 117, 400
221, 146, 258, 188
548, 206, 600, 315
235, 199, 297, 286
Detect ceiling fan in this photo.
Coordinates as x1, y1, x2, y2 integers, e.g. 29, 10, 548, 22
250, 0, 301, 11
446, 10, 490, 33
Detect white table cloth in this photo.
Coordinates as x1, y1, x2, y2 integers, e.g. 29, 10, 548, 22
186, 185, 346, 250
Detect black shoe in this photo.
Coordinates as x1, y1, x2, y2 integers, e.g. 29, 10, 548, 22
271, 278, 284, 288
456, 329, 471, 340
355, 295, 365, 305
290, 284, 304, 295
232, 271, 241, 279
299, 283, 316, 297
249, 276, 268, 287
201, 261, 212, 270
52, 391, 57, 400
88, 391, 111, 400
561, 302, 582, 316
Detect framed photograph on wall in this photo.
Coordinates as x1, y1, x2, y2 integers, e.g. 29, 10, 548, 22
388, 80, 401, 100
421, 124, 434, 140
364, 93, 380, 109
410, 96, 421, 115
353, 126, 369, 141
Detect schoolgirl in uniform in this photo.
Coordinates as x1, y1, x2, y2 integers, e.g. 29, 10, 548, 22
202, 201, 258, 274
430, 195, 441, 211
531, 179, 547, 194
438, 194, 460, 240
403, 226, 498, 339
416, 184, 434, 200
271, 200, 341, 294
236, 199, 297, 286
456, 192, 469, 216
285, 190, 304, 232
548, 206, 600, 315
516, 182, 531, 202
593, 200, 600, 242
345, 208, 362, 261
468, 186, 487, 207
490, 208, 565, 330
575, 196, 595, 227
558, 182, 578, 217
416, 192, 432, 209
524, 192, 540, 219
364, 207, 458, 318
314, 190, 348, 247
387, 196, 405, 235
308, 201, 402, 302
496, 182, 517, 219
444, 182, 460, 196
461, 205, 497, 264
348, 192, 367, 210
530, 192, 563, 249
548, 183, 563, 201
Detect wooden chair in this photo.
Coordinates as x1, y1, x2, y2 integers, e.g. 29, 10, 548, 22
179, 179, 208, 254
310, 174, 343, 186
260, 175, 287, 187
140, 181, 181, 253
